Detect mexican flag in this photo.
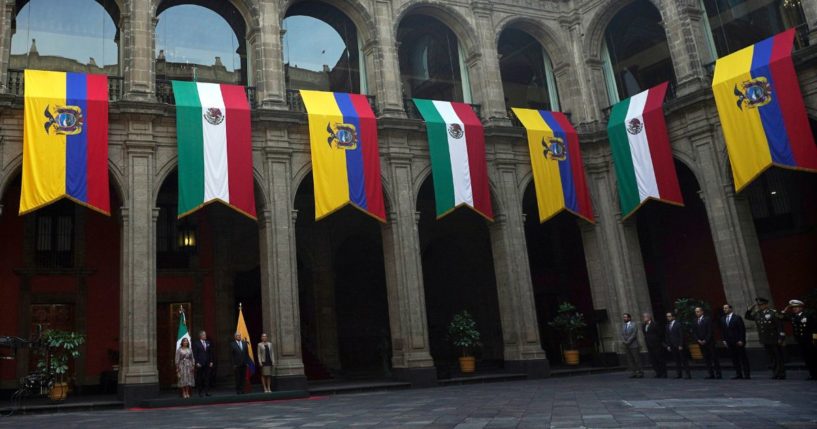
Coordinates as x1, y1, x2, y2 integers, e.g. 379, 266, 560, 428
607, 82, 682, 219
413, 99, 493, 220
172, 81, 256, 219
176, 310, 191, 351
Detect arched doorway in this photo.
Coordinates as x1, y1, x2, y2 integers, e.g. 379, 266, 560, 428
154, 170, 262, 388
294, 173, 391, 380
636, 160, 726, 316
498, 27, 560, 112
415, 176, 503, 378
0, 172, 122, 393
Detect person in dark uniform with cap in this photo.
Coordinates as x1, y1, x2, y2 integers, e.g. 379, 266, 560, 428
746, 297, 786, 379
780, 299, 817, 380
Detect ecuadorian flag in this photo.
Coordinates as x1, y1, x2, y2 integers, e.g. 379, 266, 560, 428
300, 90, 386, 222
712, 29, 817, 192
512, 109, 593, 223
21, 69, 109, 215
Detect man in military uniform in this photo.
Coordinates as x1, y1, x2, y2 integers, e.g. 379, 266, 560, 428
780, 300, 817, 380
745, 297, 786, 379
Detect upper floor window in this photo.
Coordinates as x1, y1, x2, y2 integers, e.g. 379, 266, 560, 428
601, 0, 676, 105
498, 28, 560, 112
33, 200, 75, 269
283, 1, 364, 94
701, 0, 808, 58
155, 2, 247, 85
10, 0, 120, 75
397, 14, 471, 102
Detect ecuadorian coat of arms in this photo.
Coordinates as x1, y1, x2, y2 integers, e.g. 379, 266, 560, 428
734, 77, 772, 110
542, 136, 567, 161
43, 105, 83, 135
327, 123, 358, 150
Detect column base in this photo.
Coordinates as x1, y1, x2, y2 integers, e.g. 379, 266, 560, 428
118, 383, 159, 407
273, 374, 308, 391
392, 367, 437, 387
504, 359, 550, 379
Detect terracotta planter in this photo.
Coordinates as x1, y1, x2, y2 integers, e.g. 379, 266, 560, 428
49, 382, 69, 401
688, 343, 703, 360
563, 349, 580, 365
458, 356, 476, 373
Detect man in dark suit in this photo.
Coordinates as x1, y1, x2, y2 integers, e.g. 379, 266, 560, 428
693, 306, 722, 379
641, 312, 667, 378
191, 330, 215, 396
664, 312, 691, 379
230, 332, 252, 394
720, 303, 750, 379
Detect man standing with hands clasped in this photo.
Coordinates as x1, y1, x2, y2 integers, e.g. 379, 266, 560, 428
746, 297, 786, 379
191, 330, 214, 397
230, 332, 252, 394
694, 306, 722, 379
642, 313, 667, 378
621, 313, 643, 378
665, 312, 691, 379
721, 304, 750, 379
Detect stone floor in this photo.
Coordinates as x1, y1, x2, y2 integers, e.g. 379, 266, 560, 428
1, 370, 816, 428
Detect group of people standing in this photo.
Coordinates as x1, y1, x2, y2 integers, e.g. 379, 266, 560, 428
174, 330, 278, 398
620, 298, 817, 381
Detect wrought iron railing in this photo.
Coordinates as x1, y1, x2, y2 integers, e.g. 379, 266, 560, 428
403, 98, 482, 120
155, 79, 256, 107
286, 89, 377, 115
5, 69, 124, 101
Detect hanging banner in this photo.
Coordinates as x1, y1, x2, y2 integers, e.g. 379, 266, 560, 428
607, 82, 683, 219
300, 90, 386, 222
172, 81, 256, 219
20, 69, 110, 215
512, 108, 593, 223
712, 28, 817, 192
413, 99, 493, 220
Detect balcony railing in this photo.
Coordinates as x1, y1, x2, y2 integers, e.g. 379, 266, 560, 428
286, 89, 378, 116
403, 98, 482, 120
6, 69, 124, 101
155, 79, 256, 107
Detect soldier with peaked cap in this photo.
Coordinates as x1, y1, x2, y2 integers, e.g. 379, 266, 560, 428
780, 299, 817, 380
746, 297, 786, 379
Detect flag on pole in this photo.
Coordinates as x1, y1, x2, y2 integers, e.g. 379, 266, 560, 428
300, 90, 386, 222
176, 307, 191, 351
712, 29, 817, 191
607, 82, 683, 219
235, 303, 255, 375
511, 108, 593, 223
413, 99, 493, 220
172, 81, 256, 219
20, 69, 110, 215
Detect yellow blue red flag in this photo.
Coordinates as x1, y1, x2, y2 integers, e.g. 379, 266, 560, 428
300, 90, 385, 222
21, 69, 109, 215
235, 303, 255, 375
512, 109, 593, 223
712, 29, 817, 191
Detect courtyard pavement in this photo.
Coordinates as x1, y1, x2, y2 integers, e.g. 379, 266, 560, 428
2, 370, 816, 428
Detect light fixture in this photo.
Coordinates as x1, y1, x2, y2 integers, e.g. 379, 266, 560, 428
770, 191, 777, 196
177, 223, 196, 250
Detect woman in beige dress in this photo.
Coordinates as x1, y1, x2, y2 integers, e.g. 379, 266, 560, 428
175, 337, 196, 398
257, 333, 275, 393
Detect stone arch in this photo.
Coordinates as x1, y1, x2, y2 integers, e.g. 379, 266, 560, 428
392, 1, 480, 58
152, 0, 259, 31
412, 166, 504, 217
152, 157, 268, 210
582, 0, 665, 61
281, 0, 377, 45
494, 16, 570, 70
291, 163, 395, 214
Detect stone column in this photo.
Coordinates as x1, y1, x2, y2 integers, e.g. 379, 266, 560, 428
380, 148, 435, 386
560, 13, 605, 123
259, 147, 306, 390
801, 0, 817, 45
0, 0, 14, 93
487, 160, 548, 377
581, 153, 653, 355
470, 1, 509, 125
660, 1, 712, 96
118, 119, 159, 406
122, 1, 153, 101
372, 0, 405, 117
254, 0, 287, 109
305, 228, 341, 371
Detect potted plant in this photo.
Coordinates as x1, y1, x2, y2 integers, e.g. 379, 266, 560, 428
36, 330, 85, 401
448, 311, 481, 374
548, 302, 586, 365
673, 298, 710, 361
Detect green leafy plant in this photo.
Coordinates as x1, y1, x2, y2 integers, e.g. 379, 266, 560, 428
548, 302, 587, 349
448, 311, 481, 357
673, 298, 711, 339
36, 330, 85, 384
